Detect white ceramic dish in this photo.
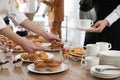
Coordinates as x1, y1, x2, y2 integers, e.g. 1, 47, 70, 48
15, 52, 54, 62
27, 63, 68, 74
77, 27, 94, 31
90, 65, 120, 79
41, 43, 52, 48
44, 48, 60, 52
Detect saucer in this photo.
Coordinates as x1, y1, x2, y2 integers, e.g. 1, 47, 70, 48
90, 65, 120, 79
77, 27, 93, 31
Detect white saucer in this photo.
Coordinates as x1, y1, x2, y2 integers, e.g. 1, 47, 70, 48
77, 27, 93, 31
90, 65, 120, 79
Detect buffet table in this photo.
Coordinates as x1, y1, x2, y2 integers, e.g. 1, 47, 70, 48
0, 50, 120, 80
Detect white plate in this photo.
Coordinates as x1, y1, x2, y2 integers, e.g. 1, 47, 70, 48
90, 65, 120, 79
15, 52, 54, 62
27, 63, 68, 74
99, 50, 120, 58
13, 50, 25, 53
44, 48, 60, 52
41, 43, 51, 48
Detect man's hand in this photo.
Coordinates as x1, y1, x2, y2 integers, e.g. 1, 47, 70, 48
87, 20, 109, 32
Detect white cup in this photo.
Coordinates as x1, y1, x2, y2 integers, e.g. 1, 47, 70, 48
79, 19, 93, 29
81, 56, 99, 70
96, 42, 112, 51
84, 44, 100, 56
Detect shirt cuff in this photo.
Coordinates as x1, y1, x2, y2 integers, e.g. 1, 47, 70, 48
9, 11, 28, 25
0, 17, 7, 29
105, 14, 119, 26
13, 12, 28, 24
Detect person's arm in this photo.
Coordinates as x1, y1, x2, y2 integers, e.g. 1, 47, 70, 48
9, 0, 60, 41
105, 4, 120, 26
87, 4, 120, 33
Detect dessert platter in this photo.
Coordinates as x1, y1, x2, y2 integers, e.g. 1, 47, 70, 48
15, 51, 54, 62
90, 65, 120, 79
12, 45, 24, 53
27, 59, 68, 74
69, 48, 86, 61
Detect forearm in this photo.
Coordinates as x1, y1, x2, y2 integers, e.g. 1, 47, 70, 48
20, 19, 49, 39
0, 26, 25, 45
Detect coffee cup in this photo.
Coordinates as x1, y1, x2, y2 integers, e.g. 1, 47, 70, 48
84, 44, 100, 56
96, 42, 112, 51
81, 56, 99, 70
79, 19, 93, 30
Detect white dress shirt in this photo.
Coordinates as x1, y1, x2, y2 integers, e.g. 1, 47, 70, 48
0, 0, 27, 29
105, 4, 120, 26
17, 0, 40, 13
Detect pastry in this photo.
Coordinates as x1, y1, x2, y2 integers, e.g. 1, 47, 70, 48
38, 51, 48, 60
29, 54, 39, 61
47, 61, 61, 71
34, 61, 47, 71
21, 53, 29, 60
13, 58, 23, 67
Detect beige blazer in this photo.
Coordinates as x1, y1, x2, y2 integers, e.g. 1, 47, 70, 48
43, 0, 64, 22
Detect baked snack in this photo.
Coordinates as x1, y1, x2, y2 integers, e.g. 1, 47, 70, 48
21, 53, 29, 60
44, 59, 54, 63
47, 61, 61, 71
13, 58, 23, 67
29, 54, 39, 61
34, 61, 47, 71
69, 48, 85, 57
50, 42, 61, 49
38, 51, 48, 60
13, 45, 23, 51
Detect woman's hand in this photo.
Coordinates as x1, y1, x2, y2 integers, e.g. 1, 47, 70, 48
44, 32, 61, 43
19, 38, 43, 53
87, 19, 109, 32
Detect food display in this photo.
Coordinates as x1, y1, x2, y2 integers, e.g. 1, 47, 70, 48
69, 48, 86, 61
20, 51, 49, 61
34, 59, 62, 71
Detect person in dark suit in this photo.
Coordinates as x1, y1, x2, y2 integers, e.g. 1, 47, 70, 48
84, 0, 120, 50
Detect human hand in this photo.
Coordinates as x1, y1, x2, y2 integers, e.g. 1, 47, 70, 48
87, 20, 109, 32
19, 38, 43, 53
44, 32, 61, 43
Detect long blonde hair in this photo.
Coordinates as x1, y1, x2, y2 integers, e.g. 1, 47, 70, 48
12, 0, 19, 9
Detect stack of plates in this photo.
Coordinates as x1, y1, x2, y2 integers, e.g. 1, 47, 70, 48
90, 65, 120, 79
98, 50, 120, 67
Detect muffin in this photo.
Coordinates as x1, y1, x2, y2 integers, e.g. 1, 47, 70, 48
34, 61, 47, 71
38, 51, 48, 60
29, 54, 39, 61
44, 59, 54, 63
13, 58, 23, 67
21, 53, 29, 60
47, 61, 62, 71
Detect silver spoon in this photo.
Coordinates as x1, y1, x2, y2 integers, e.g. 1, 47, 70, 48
95, 67, 120, 72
